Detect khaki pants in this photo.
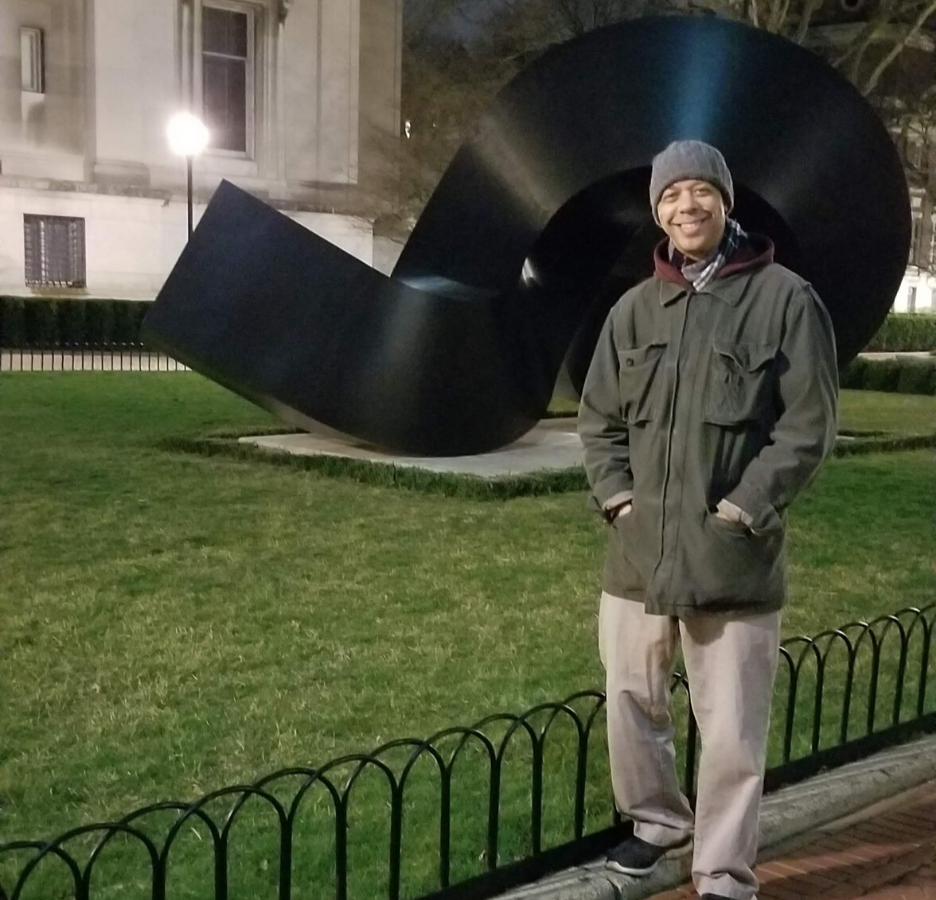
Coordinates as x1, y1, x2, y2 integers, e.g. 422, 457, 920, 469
599, 592, 781, 900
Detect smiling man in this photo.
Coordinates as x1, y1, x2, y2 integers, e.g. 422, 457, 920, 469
578, 141, 839, 900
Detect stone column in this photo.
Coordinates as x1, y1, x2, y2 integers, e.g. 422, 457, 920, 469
86, 0, 176, 186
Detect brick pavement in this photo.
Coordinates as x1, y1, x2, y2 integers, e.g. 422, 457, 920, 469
650, 782, 936, 900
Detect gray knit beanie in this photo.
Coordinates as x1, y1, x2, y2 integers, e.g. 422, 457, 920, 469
649, 140, 734, 224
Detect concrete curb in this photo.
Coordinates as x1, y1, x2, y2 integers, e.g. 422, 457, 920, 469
500, 734, 936, 900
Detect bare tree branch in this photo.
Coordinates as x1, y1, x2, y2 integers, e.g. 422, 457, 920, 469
847, 11, 893, 82
831, 11, 891, 70
749, 0, 761, 29
383, 0, 935, 230
862, 0, 936, 94
775, 0, 794, 34
794, 0, 823, 44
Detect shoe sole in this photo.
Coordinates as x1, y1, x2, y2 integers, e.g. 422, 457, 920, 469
605, 839, 693, 877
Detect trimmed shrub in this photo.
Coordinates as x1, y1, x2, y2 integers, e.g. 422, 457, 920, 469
0, 297, 152, 348
0, 298, 27, 348
133, 303, 149, 343
58, 300, 87, 346
84, 301, 116, 345
863, 358, 904, 392
865, 314, 936, 352
112, 302, 137, 344
840, 356, 936, 395
896, 360, 936, 395
25, 300, 59, 348
839, 356, 869, 389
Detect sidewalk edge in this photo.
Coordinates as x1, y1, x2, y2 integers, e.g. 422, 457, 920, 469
498, 733, 936, 900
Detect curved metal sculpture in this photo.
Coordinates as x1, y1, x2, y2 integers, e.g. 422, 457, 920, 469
144, 15, 910, 456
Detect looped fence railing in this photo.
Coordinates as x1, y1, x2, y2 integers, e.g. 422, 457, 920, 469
3, 603, 935, 900
0, 343, 186, 372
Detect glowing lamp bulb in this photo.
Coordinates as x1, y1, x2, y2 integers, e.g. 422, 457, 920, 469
167, 112, 210, 158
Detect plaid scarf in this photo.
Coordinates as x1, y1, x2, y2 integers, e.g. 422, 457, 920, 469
672, 218, 747, 291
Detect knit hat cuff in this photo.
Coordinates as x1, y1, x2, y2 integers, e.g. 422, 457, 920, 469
649, 140, 734, 223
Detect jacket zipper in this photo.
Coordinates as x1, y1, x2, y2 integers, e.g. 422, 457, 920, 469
654, 290, 692, 593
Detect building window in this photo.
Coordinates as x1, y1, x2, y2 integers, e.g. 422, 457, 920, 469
20, 27, 45, 93
202, 5, 252, 154
24, 215, 87, 288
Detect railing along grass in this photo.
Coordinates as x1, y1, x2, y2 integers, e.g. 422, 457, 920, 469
0, 375, 933, 899
4, 607, 936, 900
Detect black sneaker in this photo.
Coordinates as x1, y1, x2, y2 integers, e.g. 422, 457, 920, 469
605, 834, 692, 876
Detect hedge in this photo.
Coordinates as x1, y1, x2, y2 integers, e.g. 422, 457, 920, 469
840, 356, 936, 395
865, 314, 936, 352
161, 427, 936, 497
0, 297, 151, 348
3, 299, 935, 383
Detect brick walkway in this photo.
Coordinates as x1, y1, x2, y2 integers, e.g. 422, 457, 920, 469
653, 782, 936, 900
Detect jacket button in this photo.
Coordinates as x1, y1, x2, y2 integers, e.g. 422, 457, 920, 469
625, 359, 634, 367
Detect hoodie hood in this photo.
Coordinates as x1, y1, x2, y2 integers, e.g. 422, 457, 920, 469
653, 232, 776, 288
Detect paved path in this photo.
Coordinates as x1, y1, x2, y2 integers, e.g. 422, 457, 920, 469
652, 782, 936, 900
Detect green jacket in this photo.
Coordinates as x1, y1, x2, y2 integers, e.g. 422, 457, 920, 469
578, 237, 838, 617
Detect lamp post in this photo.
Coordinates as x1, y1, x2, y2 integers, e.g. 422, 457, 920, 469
167, 112, 210, 241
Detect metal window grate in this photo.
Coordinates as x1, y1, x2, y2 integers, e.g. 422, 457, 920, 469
24, 215, 86, 288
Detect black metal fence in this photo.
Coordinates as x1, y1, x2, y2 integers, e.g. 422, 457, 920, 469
2, 603, 934, 900
1, 343, 186, 373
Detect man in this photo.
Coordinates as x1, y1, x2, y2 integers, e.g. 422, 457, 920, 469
578, 140, 838, 900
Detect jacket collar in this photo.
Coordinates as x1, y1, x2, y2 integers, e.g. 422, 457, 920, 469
654, 233, 775, 306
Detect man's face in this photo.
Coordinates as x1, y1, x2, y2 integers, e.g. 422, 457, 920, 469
657, 179, 727, 261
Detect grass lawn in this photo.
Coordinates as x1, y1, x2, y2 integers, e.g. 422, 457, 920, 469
0, 375, 934, 899
837, 390, 936, 434
550, 389, 936, 434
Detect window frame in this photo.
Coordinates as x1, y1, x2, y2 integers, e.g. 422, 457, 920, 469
200, 1, 256, 159
23, 215, 87, 290
20, 26, 45, 94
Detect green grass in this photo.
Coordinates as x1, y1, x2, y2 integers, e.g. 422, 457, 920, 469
553, 388, 936, 431
552, 389, 936, 436
0, 376, 934, 900
165, 390, 936, 500
837, 390, 936, 434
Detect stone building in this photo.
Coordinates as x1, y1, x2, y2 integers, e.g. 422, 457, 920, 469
0, 0, 402, 299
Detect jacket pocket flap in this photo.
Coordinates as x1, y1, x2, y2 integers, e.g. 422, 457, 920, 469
618, 342, 667, 369
713, 341, 776, 371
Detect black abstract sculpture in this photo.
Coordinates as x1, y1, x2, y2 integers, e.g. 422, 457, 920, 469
144, 15, 909, 456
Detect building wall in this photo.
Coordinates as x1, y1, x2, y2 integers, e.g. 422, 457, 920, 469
0, 0, 401, 300
0, 183, 373, 299
86, 0, 178, 186
0, 0, 86, 180
894, 270, 936, 313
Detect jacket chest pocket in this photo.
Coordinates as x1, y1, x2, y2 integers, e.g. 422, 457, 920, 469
618, 342, 667, 424
704, 341, 777, 426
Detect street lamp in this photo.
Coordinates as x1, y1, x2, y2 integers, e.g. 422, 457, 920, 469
167, 112, 210, 240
